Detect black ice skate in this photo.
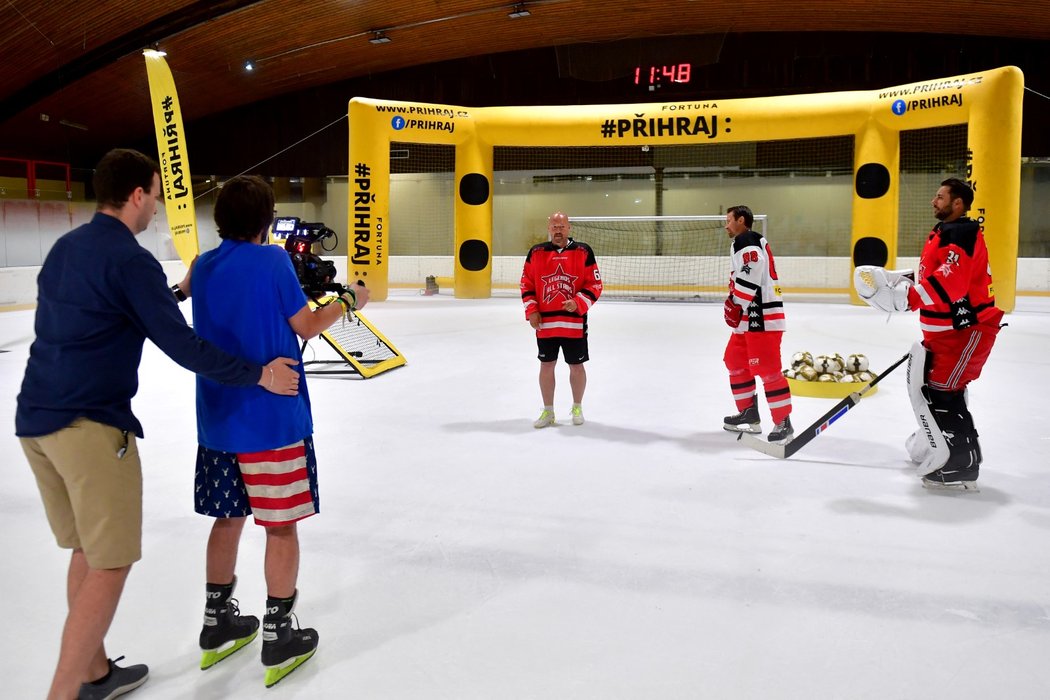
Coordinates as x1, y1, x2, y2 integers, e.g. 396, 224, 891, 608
261, 592, 318, 687
921, 450, 980, 492
767, 416, 794, 445
724, 405, 761, 434
199, 578, 259, 670
921, 465, 980, 492
922, 425, 981, 492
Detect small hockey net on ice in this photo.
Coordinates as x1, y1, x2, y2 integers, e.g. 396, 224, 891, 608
568, 215, 767, 302
303, 301, 406, 378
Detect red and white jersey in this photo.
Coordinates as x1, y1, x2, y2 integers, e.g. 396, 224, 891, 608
521, 239, 602, 339
727, 230, 786, 333
907, 217, 999, 337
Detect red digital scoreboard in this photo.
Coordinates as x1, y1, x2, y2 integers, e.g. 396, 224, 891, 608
633, 63, 692, 86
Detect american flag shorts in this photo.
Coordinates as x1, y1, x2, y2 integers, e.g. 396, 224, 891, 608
194, 437, 319, 527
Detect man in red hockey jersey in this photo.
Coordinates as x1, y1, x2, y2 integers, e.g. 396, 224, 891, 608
855, 178, 1004, 490
721, 205, 794, 444
521, 211, 602, 428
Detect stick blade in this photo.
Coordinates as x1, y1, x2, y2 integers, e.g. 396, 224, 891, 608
736, 432, 788, 458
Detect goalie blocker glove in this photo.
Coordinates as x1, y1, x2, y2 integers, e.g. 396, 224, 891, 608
854, 265, 914, 313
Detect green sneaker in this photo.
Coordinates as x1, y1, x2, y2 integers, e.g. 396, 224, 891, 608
533, 409, 556, 429
570, 405, 584, 425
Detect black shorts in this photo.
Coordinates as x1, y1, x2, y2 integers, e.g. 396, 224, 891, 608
537, 336, 589, 365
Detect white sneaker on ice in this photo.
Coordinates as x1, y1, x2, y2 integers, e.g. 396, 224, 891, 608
533, 409, 556, 429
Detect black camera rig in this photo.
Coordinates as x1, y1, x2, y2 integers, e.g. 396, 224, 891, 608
272, 216, 348, 298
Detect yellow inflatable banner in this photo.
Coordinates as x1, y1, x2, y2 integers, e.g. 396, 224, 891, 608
143, 50, 198, 263
349, 66, 1022, 309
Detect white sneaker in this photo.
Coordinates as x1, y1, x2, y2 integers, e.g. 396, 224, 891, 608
533, 409, 556, 429
570, 406, 584, 425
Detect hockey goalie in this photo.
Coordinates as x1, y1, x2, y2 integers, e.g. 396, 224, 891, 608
854, 178, 1005, 492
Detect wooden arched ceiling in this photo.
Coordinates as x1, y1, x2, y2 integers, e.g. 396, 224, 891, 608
1, 0, 1048, 160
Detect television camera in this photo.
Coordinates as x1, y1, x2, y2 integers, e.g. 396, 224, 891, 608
272, 216, 350, 298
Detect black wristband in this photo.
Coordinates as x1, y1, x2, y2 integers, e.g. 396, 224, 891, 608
171, 284, 187, 303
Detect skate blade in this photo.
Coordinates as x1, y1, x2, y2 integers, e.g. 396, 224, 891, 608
200, 630, 259, 670
770, 435, 794, 446
921, 478, 980, 493
264, 648, 317, 688
723, 425, 761, 435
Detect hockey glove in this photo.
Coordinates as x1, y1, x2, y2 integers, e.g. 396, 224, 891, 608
724, 297, 744, 327
854, 265, 914, 313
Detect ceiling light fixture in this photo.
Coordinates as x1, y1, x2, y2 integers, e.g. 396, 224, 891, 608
369, 31, 391, 44
508, 3, 531, 18
244, 60, 254, 71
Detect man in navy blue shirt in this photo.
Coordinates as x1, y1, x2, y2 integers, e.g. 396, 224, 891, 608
16, 149, 301, 700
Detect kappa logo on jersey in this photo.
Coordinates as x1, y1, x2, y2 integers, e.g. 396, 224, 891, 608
541, 264, 578, 303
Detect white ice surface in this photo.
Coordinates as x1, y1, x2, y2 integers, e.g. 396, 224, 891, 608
2, 293, 1049, 699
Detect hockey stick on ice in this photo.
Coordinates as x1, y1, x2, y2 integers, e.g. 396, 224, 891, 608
737, 352, 909, 458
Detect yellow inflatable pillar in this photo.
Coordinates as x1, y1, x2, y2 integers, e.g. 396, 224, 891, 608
967, 66, 1023, 312
454, 135, 493, 298
347, 100, 391, 301
849, 121, 900, 304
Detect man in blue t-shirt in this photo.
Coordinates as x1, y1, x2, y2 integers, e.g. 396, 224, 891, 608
16, 149, 301, 700
187, 175, 368, 687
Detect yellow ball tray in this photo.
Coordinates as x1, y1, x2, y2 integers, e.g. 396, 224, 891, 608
787, 376, 878, 399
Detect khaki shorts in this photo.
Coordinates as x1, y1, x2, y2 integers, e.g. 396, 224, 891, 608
20, 418, 142, 569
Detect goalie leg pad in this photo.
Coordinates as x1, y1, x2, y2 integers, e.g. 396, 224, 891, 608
927, 387, 981, 475
905, 429, 933, 465
907, 342, 950, 476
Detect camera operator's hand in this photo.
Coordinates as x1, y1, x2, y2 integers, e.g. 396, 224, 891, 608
259, 357, 300, 395
348, 281, 369, 310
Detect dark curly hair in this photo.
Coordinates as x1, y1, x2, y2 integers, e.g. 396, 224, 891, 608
214, 175, 275, 241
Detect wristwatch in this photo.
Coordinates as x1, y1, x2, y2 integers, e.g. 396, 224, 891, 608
171, 284, 187, 302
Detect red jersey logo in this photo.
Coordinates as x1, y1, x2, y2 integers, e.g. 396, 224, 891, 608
541, 264, 578, 304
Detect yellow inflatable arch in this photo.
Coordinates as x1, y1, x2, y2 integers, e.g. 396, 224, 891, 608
348, 66, 1022, 310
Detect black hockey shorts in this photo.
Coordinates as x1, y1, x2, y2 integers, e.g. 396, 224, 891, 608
537, 336, 589, 365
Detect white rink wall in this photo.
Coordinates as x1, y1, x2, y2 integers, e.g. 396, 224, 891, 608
3, 255, 1049, 307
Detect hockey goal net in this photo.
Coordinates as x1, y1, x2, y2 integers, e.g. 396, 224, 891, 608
568, 215, 767, 302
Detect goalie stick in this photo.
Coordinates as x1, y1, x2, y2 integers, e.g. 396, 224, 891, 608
737, 352, 909, 458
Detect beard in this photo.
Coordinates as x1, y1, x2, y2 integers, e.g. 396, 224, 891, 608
933, 207, 951, 221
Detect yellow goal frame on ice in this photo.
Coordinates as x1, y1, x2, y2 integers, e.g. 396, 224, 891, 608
348, 66, 1022, 310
